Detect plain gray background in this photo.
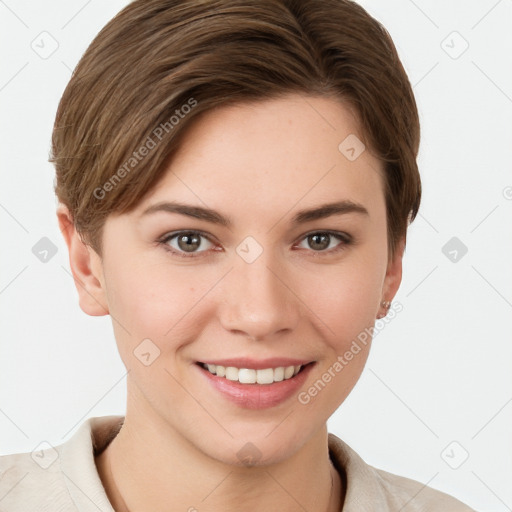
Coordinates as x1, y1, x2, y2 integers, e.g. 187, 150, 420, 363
1, 1, 511, 511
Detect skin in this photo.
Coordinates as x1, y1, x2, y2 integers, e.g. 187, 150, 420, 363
57, 94, 404, 512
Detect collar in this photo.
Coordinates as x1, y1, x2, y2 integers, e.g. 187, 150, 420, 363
58, 415, 417, 512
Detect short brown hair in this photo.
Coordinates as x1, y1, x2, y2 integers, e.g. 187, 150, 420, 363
51, 0, 421, 261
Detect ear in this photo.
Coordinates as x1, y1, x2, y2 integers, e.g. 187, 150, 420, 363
378, 237, 405, 318
56, 203, 109, 316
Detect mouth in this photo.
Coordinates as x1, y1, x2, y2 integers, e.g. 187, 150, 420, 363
196, 361, 313, 385
195, 359, 316, 409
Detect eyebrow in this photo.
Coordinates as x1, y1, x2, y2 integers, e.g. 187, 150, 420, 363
139, 199, 369, 227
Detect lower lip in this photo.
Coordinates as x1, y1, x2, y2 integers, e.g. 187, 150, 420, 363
196, 363, 315, 410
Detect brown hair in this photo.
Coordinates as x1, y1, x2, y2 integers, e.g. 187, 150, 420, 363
51, 0, 421, 262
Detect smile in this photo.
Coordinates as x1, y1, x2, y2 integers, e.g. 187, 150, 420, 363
200, 363, 302, 384
195, 359, 315, 409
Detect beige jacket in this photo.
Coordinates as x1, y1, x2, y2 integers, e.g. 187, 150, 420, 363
0, 415, 476, 511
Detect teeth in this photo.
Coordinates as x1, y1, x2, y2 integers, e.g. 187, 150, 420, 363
274, 367, 284, 382
225, 366, 239, 381
256, 368, 273, 384
284, 366, 295, 379
238, 368, 256, 384
201, 363, 304, 384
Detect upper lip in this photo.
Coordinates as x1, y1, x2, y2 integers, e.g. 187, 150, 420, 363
198, 358, 314, 370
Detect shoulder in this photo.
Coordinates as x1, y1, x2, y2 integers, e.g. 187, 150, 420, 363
0, 443, 71, 510
370, 465, 476, 511
327, 433, 477, 511
0, 415, 122, 511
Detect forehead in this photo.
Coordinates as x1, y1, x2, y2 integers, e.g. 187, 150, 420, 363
135, 94, 385, 222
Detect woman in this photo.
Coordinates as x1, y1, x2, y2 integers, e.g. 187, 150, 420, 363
0, 0, 476, 510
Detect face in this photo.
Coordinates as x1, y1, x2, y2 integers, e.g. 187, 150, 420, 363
61, 94, 403, 466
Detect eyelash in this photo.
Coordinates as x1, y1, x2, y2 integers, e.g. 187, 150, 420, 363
157, 230, 353, 259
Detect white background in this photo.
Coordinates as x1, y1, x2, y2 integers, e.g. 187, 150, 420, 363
1, 1, 511, 511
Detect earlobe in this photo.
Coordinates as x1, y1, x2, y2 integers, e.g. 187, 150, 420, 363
56, 203, 109, 317
377, 238, 405, 319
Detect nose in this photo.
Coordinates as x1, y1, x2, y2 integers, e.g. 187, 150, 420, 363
217, 250, 301, 341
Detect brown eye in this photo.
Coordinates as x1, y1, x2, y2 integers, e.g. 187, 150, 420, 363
296, 231, 352, 255
307, 233, 331, 251
161, 231, 214, 257
176, 232, 201, 252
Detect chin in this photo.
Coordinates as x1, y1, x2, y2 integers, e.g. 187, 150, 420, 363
192, 421, 316, 469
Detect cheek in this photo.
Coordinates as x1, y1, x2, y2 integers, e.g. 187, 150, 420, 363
105, 261, 218, 350
294, 255, 383, 415
296, 253, 384, 351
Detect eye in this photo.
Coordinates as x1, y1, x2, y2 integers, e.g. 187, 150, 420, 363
158, 229, 352, 259
295, 231, 352, 255
159, 230, 216, 258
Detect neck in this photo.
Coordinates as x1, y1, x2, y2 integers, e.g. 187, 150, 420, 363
95, 404, 343, 512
